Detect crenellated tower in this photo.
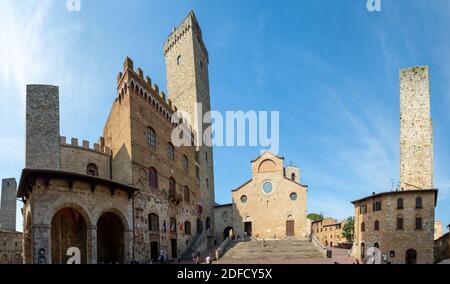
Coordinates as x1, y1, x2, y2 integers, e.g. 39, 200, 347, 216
164, 11, 215, 236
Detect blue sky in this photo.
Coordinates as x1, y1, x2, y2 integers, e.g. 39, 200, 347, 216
0, 0, 449, 232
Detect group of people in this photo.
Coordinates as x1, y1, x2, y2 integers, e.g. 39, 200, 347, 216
191, 250, 213, 264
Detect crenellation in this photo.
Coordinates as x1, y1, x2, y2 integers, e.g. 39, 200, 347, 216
61, 136, 112, 156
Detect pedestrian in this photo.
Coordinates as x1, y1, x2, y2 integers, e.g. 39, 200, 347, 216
192, 250, 196, 263
205, 254, 212, 264
195, 254, 201, 264
177, 249, 181, 263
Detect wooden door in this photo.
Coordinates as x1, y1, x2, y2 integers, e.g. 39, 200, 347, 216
286, 221, 295, 236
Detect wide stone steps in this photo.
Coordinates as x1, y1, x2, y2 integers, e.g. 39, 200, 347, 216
221, 240, 324, 260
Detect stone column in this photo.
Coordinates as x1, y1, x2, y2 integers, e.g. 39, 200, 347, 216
87, 226, 97, 264
32, 224, 51, 264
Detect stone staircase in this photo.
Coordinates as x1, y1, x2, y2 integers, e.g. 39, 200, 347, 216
221, 239, 325, 260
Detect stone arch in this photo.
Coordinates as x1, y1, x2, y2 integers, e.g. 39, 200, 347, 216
96, 211, 126, 264
95, 208, 131, 232
45, 202, 93, 228
258, 159, 277, 173
0, 253, 10, 264
51, 207, 89, 264
224, 227, 234, 240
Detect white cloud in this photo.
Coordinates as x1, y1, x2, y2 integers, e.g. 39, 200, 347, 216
0, 0, 82, 232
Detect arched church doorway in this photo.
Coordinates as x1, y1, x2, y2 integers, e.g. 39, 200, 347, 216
51, 208, 88, 264
97, 212, 125, 264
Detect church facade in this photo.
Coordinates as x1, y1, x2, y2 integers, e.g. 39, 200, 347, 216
215, 152, 309, 241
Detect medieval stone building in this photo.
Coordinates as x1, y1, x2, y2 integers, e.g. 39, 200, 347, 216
311, 218, 348, 248
214, 152, 309, 241
17, 11, 215, 264
352, 66, 438, 264
0, 178, 23, 264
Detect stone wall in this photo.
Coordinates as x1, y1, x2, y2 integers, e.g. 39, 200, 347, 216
60, 137, 112, 179
0, 230, 23, 264
214, 204, 233, 242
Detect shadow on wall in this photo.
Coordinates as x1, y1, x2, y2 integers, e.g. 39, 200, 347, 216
112, 144, 132, 184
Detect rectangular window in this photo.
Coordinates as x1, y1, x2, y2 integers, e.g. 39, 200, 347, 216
397, 218, 404, 230
373, 201, 382, 212
415, 217, 422, 230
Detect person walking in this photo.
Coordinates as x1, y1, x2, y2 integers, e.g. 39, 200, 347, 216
205, 254, 212, 264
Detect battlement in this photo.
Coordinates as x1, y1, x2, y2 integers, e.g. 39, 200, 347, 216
163, 10, 209, 62
116, 57, 197, 142
60, 136, 112, 156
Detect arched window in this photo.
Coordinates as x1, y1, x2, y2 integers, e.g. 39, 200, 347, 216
149, 167, 158, 188
374, 220, 380, 231
397, 198, 404, 209
397, 215, 404, 230
415, 197, 423, 209
291, 173, 296, 181
206, 178, 209, 189
177, 55, 182, 65
170, 218, 177, 233
87, 163, 98, 177
184, 221, 191, 235
149, 214, 159, 232
361, 222, 366, 232
374, 242, 380, 249
195, 166, 200, 180
415, 215, 423, 230
182, 155, 189, 172
169, 178, 176, 197
184, 186, 190, 203
168, 143, 175, 161
147, 127, 156, 146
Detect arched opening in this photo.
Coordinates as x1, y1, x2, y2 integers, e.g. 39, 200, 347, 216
0, 254, 10, 264
374, 242, 380, 249
361, 243, 366, 260
97, 212, 125, 264
258, 159, 277, 173
224, 227, 234, 240
87, 163, 99, 177
51, 208, 88, 264
405, 249, 417, 264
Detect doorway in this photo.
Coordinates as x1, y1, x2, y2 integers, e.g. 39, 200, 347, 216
405, 249, 417, 264
286, 220, 295, 236
150, 241, 159, 262
171, 239, 178, 259
244, 222, 252, 237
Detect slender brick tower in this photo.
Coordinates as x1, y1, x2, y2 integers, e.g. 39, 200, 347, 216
164, 11, 216, 237
0, 178, 17, 232
399, 66, 434, 191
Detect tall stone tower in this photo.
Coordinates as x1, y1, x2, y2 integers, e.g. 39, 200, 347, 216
164, 11, 215, 234
399, 66, 433, 190
26, 85, 61, 170
0, 178, 17, 232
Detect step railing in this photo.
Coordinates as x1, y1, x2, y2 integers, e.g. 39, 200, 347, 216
310, 235, 328, 258
215, 237, 232, 260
